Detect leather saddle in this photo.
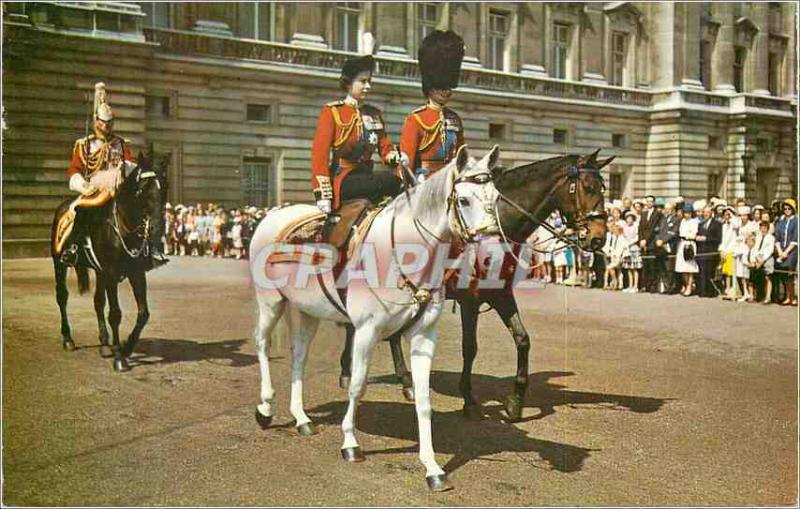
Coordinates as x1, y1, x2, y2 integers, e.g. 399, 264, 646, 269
53, 191, 113, 255
325, 199, 373, 250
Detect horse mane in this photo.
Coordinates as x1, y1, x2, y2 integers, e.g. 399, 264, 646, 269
494, 153, 580, 190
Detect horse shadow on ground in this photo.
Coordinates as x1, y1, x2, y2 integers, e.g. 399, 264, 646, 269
306, 398, 593, 475
303, 370, 671, 475
125, 337, 262, 368
430, 370, 672, 422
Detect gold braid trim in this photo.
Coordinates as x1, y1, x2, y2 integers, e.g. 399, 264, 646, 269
330, 106, 361, 148
413, 111, 444, 152
76, 136, 117, 176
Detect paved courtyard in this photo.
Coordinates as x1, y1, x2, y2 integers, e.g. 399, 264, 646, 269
2, 257, 797, 505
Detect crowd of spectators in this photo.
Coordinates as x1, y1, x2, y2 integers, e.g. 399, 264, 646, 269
161, 195, 798, 306
163, 203, 268, 260
530, 195, 798, 306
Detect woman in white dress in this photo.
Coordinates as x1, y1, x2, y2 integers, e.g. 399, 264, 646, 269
675, 202, 699, 296
718, 206, 740, 299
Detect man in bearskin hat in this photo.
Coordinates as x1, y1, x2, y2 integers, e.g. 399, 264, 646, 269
62, 82, 167, 266
400, 30, 465, 182
310, 33, 405, 213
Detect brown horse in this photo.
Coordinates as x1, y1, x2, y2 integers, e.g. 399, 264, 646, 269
51, 153, 166, 371
340, 150, 613, 420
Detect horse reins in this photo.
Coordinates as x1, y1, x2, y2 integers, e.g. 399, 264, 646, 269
111, 168, 160, 259
494, 164, 607, 268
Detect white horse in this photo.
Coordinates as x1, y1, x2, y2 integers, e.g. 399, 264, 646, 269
248, 145, 501, 491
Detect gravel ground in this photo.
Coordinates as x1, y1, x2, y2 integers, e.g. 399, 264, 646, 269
2, 257, 797, 506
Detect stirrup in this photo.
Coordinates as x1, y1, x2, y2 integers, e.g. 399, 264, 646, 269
60, 244, 79, 266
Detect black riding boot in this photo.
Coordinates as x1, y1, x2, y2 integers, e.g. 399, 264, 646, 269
61, 210, 88, 267
148, 218, 169, 268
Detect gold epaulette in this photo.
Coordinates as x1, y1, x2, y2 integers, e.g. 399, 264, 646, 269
411, 105, 427, 114
326, 100, 345, 107
328, 103, 360, 148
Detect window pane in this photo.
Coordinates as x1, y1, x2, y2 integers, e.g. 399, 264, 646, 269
256, 3, 271, 40
347, 12, 358, 51
242, 159, 271, 208
247, 104, 271, 122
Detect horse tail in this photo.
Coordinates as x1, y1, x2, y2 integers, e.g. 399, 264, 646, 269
75, 265, 90, 295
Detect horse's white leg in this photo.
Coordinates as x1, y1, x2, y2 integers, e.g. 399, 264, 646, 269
341, 323, 377, 461
254, 289, 285, 428
409, 328, 451, 491
286, 308, 319, 435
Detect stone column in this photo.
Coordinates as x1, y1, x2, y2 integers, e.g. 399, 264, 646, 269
290, 3, 327, 48
519, 2, 546, 77
711, 2, 736, 93
648, 2, 675, 89
680, 2, 704, 89
782, 3, 796, 98
375, 3, 409, 58
451, 3, 481, 68
581, 6, 606, 84
749, 2, 770, 95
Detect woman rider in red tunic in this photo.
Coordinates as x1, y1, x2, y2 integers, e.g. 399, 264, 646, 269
310, 33, 406, 214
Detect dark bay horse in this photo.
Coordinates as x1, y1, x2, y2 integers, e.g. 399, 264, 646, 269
51, 153, 165, 371
340, 150, 613, 420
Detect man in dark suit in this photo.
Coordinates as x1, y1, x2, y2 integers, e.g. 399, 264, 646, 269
638, 195, 663, 292
655, 201, 681, 293
695, 203, 722, 297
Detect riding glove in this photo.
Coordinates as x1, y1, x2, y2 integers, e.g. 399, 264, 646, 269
316, 199, 332, 214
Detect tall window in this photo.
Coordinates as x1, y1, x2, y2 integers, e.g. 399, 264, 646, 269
551, 23, 570, 79
609, 172, 623, 200
768, 50, 782, 95
334, 2, 360, 52
242, 157, 272, 207
417, 3, 439, 44
488, 10, 509, 71
699, 40, 712, 90
707, 173, 721, 198
238, 2, 272, 40
610, 32, 627, 86
733, 46, 746, 92
139, 2, 170, 29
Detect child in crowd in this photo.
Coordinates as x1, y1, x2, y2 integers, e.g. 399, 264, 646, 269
737, 233, 755, 302
603, 221, 626, 290
621, 211, 641, 293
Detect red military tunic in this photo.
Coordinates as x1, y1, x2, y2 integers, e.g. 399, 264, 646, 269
67, 133, 135, 178
311, 100, 394, 210
399, 103, 464, 179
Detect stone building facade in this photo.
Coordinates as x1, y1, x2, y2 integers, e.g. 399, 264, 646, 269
2, 2, 797, 257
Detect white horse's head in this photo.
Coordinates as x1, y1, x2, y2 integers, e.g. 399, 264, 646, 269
446, 145, 501, 241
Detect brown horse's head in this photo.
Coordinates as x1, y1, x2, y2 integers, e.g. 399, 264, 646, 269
549, 149, 613, 252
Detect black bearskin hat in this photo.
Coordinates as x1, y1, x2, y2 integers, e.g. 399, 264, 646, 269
340, 33, 376, 87
418, 30, 465, 96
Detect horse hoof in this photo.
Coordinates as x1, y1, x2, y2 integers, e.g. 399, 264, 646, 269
255, 409, 273, 430
341, 446, 365, 463
402, 386, 415, 402
99, 345, 113, 358
504, 395, 522, 421
339, 375, 350, 390
63, 339, 76, 352
296, 422, 317, 436
463, 404, 484, 420
426, 474, 453, 492
113, 358, 131, 372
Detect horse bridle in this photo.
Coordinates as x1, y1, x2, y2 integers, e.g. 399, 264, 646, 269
386, 168, 497, 314
112, 167, 160, 259
495, 163, 607, 256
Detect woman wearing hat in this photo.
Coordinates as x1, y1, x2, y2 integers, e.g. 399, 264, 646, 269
774, 198, 798, 305
621, 210, 641, 292
718, 205, 740, 299
675, 202, 699, 296
310, 33, 405, 214
400, 30, 465, 183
